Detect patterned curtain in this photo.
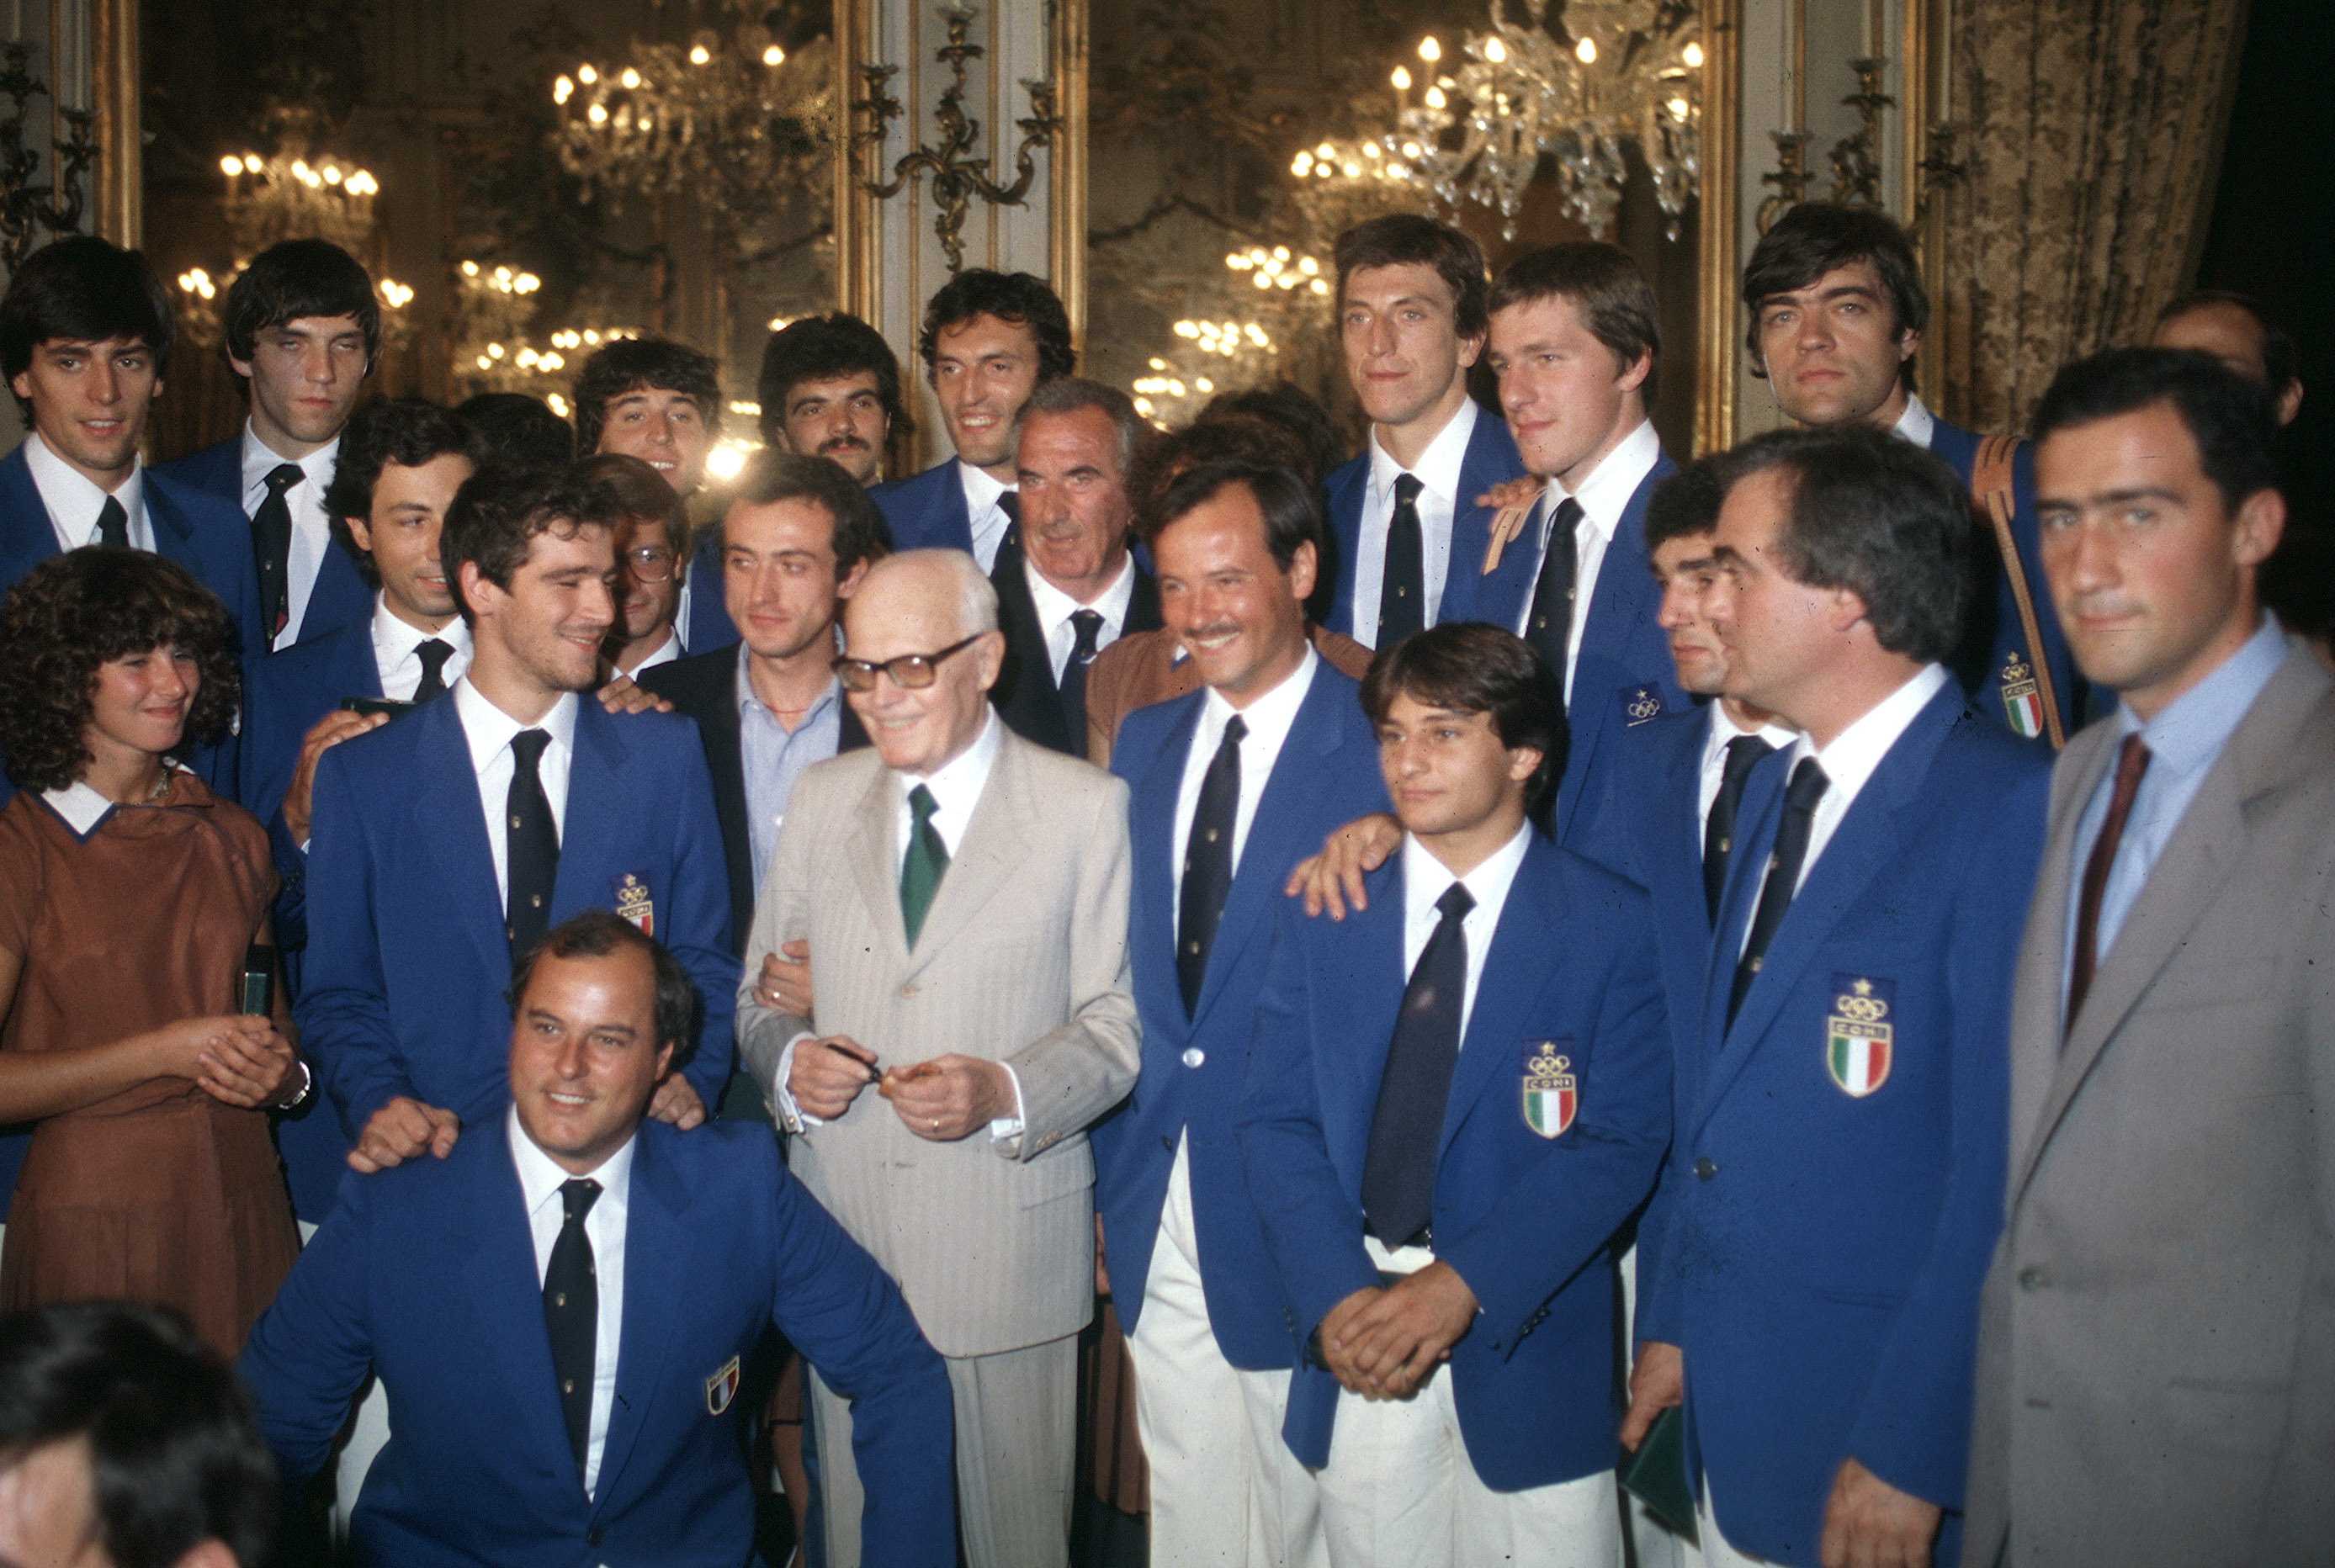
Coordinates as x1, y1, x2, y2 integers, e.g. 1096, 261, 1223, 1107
1931, 0, 2253, 432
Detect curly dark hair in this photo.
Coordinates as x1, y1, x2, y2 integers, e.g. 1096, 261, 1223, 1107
570, 336, 724, 457
0, 548, 239, 792
915, 271, 1076, 384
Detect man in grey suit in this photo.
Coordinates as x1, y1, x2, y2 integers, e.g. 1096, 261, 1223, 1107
1964, 347, 2335, 1566
737, 548, 1140, 1568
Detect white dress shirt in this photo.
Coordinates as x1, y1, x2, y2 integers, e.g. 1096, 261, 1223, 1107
508, 1105, 633, 1499
1510, 418, 1663, 703
371, 596, 472, 702
624, 628, 683, 676
772, 710, 1026, 1134
23, 432, 152, 553
1890, 392, 1938, 452
1351, 399, 1478, 649
453, 679, 579, 906
1169, 648, 1319, 908
1398, 822, 1532, 1040
958, 460, 1016, 575
1695, 703, 1801, 834
1778, 662, 1949, 898
241, 426, 341, 649
1025, 553, 1138, 681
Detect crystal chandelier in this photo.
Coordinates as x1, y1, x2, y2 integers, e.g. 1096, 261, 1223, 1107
1387, 0, 1703, 241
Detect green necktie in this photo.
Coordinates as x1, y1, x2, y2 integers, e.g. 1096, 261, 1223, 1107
900, 784, 949, 946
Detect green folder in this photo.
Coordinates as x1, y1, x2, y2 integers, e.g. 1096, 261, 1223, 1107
1620, 1406, 1698, 1541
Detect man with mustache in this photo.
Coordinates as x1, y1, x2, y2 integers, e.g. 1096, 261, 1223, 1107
872, 270, 1074, 569
760, 312, 903, 486
988, 379, 1162, 755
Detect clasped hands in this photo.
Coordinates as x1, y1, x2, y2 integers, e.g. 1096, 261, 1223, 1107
1313, 1261, 1478, 1401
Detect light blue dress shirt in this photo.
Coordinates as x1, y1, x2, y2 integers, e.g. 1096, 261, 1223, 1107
2064, 615, 2290, 977
738, 640, 844, 891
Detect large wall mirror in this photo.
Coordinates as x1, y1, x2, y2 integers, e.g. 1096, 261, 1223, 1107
140, 0, 838, 467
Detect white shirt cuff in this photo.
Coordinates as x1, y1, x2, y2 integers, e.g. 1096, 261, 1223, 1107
988, 1062, 1027, 1142
771, 1030, 823, 1131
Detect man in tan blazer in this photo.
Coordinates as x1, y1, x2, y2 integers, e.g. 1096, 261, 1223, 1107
1964, 347, 2335, 1566
737, 548, 1140, 1568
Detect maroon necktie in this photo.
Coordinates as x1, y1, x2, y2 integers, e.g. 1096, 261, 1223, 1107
2067, 734, 2151, 1032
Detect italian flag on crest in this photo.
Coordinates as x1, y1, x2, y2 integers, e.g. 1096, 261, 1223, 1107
1825, 976, 1894, 1098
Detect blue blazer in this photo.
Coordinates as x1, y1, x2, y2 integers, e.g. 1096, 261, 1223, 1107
241, 1115, 956, 1568
0, 444, 261, 801
678, 529, 738, 653
236, 615, 396, 1222
156, 435, 374, 648
1472, 453, 1690, 851
871, 458, 974, 555
1094, 661, 1391, 1369
1319, 405, 1527, 640
1927, 418, 2089, 738
1575, 702, 1722, 1317
297, 697, 738, 1173
1236, 834, 1671, 1491
1644, 681, 2048, 1565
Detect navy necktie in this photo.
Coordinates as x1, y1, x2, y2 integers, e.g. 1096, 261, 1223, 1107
1703, 734, 1775, 922
412, 638, 454, 705
1361, 882, 1473, 1248
253, 462, 303, 638
1524, 496, 1584, 676
1727, 756, 1828, 1028
1176, 715, 1245, 1014
1059, 607, 1106, 743
95, 495, 129, 548
506, 728, 558, 954
1377, 473, 1425, 648
542, 1178, 601, 1475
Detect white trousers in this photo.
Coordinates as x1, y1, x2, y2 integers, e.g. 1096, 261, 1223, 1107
1313, 1238, 1622, 1568
1697, 1479, 1780, 1568
1126, 1138, 1324, 1568
1619, 1242, 1702, 1568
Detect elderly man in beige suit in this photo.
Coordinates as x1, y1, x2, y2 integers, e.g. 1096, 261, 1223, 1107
1963, 347, 2335, 1568
738, 547, 1138, 1568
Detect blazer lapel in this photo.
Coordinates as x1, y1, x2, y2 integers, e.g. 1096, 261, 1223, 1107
339, 620, 385, 701
848, 761, 910, 968
411, 701, 514, 977
1693, 694, 1953, 1136
1127, 565, 1164, 634
1192, 676, 1347, 1025
592, 1131, 691, 1507
904, 730, 1032, 975
0, 448, 59, 585
1132, 697, 1203, 1023
2016, 652, 2330, 1195
551, 704, 628, 915
2003, 725, 2109, 1193
1441, 842, 1558, 1150
460, 1121, 577, 1481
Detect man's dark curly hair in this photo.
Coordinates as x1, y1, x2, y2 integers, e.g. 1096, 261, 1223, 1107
570, 336, 724, 457
915, 270, 1075, 384
441, 464, 622, 628
0, 548, 239, 792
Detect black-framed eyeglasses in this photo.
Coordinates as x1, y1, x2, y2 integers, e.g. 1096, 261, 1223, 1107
622, 546, 677, 583
834, 634, 983, 692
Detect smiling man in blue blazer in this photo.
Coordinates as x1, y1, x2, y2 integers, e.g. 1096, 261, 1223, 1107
299, 462, 736, 1195
1625, 427, 2048, 1568
1319, 215, 1526, 650
1093, 461, 1388, 1568
0, 236, 263, 798
871, 271, 1074, 571
1239, 622, 1670, 1567
243, 911, 955, 1568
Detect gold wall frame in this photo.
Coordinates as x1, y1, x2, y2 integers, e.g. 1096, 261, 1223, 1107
91, 0, 138, 246
1695, 0, 1742, 456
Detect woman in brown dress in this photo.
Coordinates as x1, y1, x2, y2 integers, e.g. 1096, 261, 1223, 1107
0, 548, 303, 1358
